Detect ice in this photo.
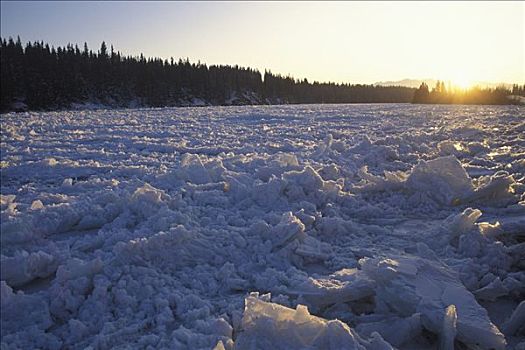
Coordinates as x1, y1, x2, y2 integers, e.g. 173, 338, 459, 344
466, 171, 518, 206
1, 250, 58, 287
282, 165, 342, 205
1, 104, 523, 349
30, 199, 45, 210
406, 156, 475, 206
438, 140, 468, 157
355, 155, 520, 208
478, 221, 503, 238
235, 293, 392, 350
360, 256, 507, 350
502, 301, 525, 336
294, 235, 333, 263
444, 207, 482, 239
473, 277, 509, 301
1, 281, 59, 349
130, 182, 170, 218
353, 155, 475, 206
177, 154, 214, 184
55, 257, 103, 282
0, 194, 16, 210
439, 305, 457, 350
268, 211, 306, 250
287, 268, 376, 310
355, 313, 422, 347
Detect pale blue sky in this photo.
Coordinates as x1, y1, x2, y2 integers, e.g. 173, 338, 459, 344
1, 1, 523, 85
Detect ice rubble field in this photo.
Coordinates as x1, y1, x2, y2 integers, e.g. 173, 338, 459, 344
1, 104, 524, 350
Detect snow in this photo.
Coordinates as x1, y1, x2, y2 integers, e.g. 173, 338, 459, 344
1, 103, 524, 349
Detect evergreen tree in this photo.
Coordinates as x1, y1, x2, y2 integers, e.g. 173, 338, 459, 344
412, 82, 430, 103
99, 41, 108, 59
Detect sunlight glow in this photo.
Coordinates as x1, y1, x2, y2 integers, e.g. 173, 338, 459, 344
1, 1, 523, 85
451, 76, 474, 90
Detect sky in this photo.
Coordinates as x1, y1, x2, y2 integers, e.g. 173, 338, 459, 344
1, 1, 524, 85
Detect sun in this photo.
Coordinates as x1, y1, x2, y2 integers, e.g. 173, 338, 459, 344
451, 76, 474, 90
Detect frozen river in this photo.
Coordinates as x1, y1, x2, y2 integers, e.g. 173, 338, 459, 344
1, 104, 524, 349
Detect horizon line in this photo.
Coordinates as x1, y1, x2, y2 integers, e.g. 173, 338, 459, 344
2, 35, 524, 87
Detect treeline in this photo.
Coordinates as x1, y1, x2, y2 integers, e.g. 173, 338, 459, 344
1, 37, 416, 112
412, 81, 524, 105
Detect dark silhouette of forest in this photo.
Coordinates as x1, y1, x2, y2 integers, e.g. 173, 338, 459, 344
412, 81, 524, 105
1, 37, 416, 112
1, 37, 522, 112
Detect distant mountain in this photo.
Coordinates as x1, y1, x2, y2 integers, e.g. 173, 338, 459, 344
471, 81, 514, 89
375, 78, 515, 89
374, 79, 437, 88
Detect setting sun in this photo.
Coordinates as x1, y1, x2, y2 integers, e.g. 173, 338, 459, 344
451, 76, 474, 90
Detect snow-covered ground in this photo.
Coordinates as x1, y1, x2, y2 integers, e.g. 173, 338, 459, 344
1, 104, 524, 349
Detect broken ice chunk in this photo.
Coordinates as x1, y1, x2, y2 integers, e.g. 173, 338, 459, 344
502, 301, 525, 336
1, 251, 58, 287
1, 281, 53, 334
269, 212, 306, 250
478, 221, 503, 239
439, 305, 457, 350
287, 269, 375, 310
473, 277, 508, 301
294, 235, 332, 262
56, 257, 103, 282
180, 153, 213, 184
235, 293, 392, 350
130, 183, 170, 217
356, 313, 422, 347
406, 156, 474, 206
466, 171, 518, 207
30, 200, 44, 210
444, 207, 482, 239
360, 256, 507, 350
438, 141, 468, 157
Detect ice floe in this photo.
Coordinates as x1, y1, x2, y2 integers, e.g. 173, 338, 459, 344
1, 104, 523, 349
